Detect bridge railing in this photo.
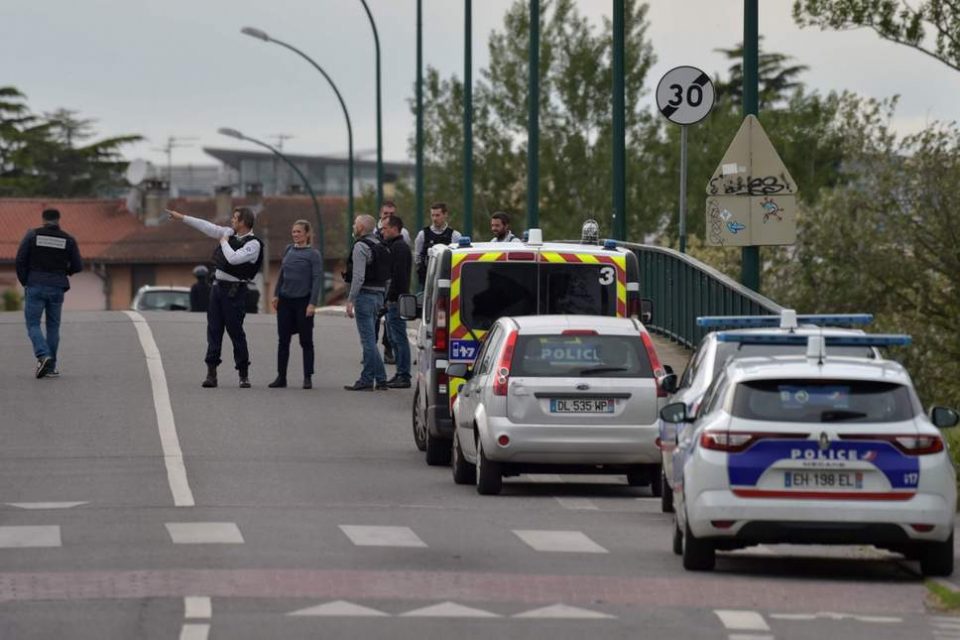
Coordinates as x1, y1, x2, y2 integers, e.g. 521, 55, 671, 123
617, 242, 783, 348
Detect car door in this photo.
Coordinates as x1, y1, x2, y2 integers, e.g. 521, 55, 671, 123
458, 324, 503, 460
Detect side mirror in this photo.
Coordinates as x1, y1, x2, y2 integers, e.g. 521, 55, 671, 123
663, 364, 674, 375
640, 298, 653, 324
931, 406, 960, 429
446, 363, 472, 379
398, 294, 419, 321
660, 372, 678, 395
660, 401, 689, 423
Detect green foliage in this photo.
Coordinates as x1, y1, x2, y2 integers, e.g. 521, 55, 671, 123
0, 87, 141, 197
2, 289, 21, 311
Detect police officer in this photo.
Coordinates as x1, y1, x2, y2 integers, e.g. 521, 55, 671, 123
414, 202, 461, 285
189, 265, 210, 312
15, 208, 83, 378
380, 214, 413, 388
168, 207, 263, 388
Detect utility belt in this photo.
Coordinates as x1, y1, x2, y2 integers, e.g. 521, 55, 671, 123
215, 279, 249, 298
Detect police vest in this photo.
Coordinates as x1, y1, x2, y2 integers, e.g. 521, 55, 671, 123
212, 234, 263, 281
28, 226, 72, 274
345, 237, 392, 288
419, 226, 455, 265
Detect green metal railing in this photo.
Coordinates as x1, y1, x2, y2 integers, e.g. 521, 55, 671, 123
619, 241, 783, 348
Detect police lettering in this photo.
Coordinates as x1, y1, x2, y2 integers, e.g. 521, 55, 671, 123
540, 347, 599, 361
790, 448, 858, 461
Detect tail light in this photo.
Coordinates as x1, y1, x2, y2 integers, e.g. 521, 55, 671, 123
841, 434, 944, 455
700, 431, 808, 453
639, 329, 667, 397
562, 329, 598, 336
433, 294, 449, 352
492, 331, 518, 396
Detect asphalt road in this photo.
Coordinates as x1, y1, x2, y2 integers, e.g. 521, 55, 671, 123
0, 310, 954, 639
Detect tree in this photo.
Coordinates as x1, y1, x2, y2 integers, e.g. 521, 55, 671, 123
713, 38, 810, 110
793, 0, 960, 72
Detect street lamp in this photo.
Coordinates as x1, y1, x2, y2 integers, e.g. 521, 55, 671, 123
357, 0, 384, 211
240, 26, 354, 252
218, 127, 327, 303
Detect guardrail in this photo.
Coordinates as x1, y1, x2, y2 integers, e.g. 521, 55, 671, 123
617, 242, 783, 348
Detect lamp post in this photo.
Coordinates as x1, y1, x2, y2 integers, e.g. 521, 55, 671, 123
357, 0, 384, 211
741, 0, 760, 292
240, 26, 354, 253
218, 127, 327, 303
527, 0, 540, 231
463, 0, 473, 239
415, 0, 425, 253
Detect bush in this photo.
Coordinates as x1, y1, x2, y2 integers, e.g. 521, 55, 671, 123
3, 289, 21, 311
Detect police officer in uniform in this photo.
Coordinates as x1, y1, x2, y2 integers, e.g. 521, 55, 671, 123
413, 202, 461, 285
189, 265, 211, 312
168, 207, 263, 388
15, 208, 83, 378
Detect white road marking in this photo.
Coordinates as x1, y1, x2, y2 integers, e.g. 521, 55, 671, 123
0, 525, 61, 548
179, 623, 209, 640
513, 530, 608, 553
555, 497, 599, 511
514, 604, 615, 619
339, 525, 427, 548
728, 635, 774, 640
289, 601, 390, 617
7, 502, 87, 510
715, 609, 771, 631
165, 522, 244, 544
184, 597, 211, 619
400, 602, 500, 618
125, 311, 195, 507
771, 612, 901, 623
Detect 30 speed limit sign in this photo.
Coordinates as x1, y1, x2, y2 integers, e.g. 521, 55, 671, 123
656, 66, 715, 125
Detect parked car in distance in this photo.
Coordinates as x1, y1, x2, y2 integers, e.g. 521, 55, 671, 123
449, 314, 676, 495
131, 285, 191, 311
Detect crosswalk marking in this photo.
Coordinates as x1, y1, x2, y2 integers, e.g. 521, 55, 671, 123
401, 602, 500, 618
184, 597, 211, 619
7, 502, 87, 510
555, 497, 599, 511
165, 522, 244, 544
0, 525, 61, 548
289, 601, 389, 617
513, 529, 608, 553
339, 525, 427, 548
179, 623, 209, 640
715, 609, 771, 631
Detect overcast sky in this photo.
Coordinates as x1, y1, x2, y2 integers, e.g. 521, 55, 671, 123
5, 0, 959, 169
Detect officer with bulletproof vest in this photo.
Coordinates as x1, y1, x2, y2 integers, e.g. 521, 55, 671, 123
15, 208, 83, 379
168, 207, 263, 388
413, 202, 461, 285
343, 214, 392, 391
190, 265, 211, 312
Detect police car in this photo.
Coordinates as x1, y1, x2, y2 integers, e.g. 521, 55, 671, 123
659, 311, 879, 513
661, 332, 959, 575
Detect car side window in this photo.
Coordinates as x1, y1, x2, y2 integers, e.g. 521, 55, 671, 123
423, 253, 436, 323
477, 326, 502, 375
700, 372, 729, 416
680, 340, 708, 389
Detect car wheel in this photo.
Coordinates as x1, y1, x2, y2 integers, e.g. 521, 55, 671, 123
425, 429, 451, 466
672, 519, 683, 556
475, 439, 502, 495
660, 472, 674, 513
412, 388, 426, 452
649, 465, 663, 498
682, 516, 715, 571
626, 470, 650, 487
451, 429, 476, 485
920, 532, 954, 577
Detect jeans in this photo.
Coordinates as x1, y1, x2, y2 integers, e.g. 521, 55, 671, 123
276, 295, 315, 379
206, 282, 249, 370
24, 285, 65, 365
354, 290, 386, 385
385, 302, 411, 379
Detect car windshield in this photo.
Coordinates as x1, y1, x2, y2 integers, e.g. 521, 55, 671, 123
732, 379, 915, 423
511, 334, 653, 378
712, 342, 875, 376
460, 262, 618, 331
140, 291, 190, 310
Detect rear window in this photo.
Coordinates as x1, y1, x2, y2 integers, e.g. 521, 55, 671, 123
732, 379, 916, 423
712, 342, 875, 376
460, 262, 618, 331
511, 334, 653, 378
140, 291, 190, 310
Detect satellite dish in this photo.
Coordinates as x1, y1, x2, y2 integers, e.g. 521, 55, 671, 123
125, 158, 148, 186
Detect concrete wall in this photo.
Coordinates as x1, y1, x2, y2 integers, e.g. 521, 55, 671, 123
107, 265, 132, 311
0, 267, 105, 310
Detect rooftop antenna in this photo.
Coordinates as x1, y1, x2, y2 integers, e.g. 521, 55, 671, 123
152, 135, 200, 187
269, 134, 294, 151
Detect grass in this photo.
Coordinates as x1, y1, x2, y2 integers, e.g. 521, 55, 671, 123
926, 580, 960, 612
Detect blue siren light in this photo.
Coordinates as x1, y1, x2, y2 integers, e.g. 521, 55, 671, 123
458, 236, 472, 247
715, 333, 911, 347
697, 313, 874, 328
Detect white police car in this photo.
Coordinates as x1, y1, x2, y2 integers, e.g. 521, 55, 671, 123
659, 311, 879, 513
661, 332, 959, 576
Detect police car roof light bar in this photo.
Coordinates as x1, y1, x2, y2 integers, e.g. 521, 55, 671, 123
697, 312, 874, 329
458, 236, 472, 247
715, 332, 911, 347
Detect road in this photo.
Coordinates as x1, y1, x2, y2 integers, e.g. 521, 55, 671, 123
0, 310, 953, 639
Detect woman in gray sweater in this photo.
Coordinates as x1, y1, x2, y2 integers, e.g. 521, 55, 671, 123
269, 220, 323, 389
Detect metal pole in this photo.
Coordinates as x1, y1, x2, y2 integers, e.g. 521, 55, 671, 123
358, 0, 384, 211
679, 125, 688, 253
463, 0, 473, 239
612, 0, 626, 241
741, 0, 760, 291
527, 0, 540, 230
416, 0, 425, 243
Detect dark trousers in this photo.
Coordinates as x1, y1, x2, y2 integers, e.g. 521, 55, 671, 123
276, 295, 315, 379
205, 282, 249, 370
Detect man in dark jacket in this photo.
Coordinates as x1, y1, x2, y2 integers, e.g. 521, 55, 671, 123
15, 208, 83, 378
381, 215, 413, 388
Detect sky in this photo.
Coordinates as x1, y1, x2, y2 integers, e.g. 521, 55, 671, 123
4, 0, 959, 169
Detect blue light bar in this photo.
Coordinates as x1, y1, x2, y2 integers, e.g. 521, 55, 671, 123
603, 239, 618, 250
716, 332, 911, 347
795, 314, 873, 326
697, 313, 873, 328
698, 315, 780, 328
458, 236, 472, 247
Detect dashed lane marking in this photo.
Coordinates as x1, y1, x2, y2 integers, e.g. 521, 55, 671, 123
728, 635, 774, 640
184, 596, 211, 619
513, 530, 608, 553
555, 497, 599, 511
178, 623, 209, 640
339, 525, 427, 548
289, 600, 389, 617
0, 526, 61, 548
165, 523, 244, 545
400, 602, 500, 618
770, 612, 901, 623
715, 609, 771, 631
7, 502, 87, 510
514, 604, 615, 619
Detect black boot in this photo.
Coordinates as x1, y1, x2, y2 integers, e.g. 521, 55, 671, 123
239, 366, 251, 389
302, 375, 312, 389
268, 376, 287, 388
202, 364, 217, 388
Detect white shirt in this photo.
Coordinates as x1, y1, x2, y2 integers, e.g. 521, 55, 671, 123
182, 215, 261, 282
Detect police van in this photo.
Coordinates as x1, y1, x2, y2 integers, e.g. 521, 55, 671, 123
399, 230, 649, 465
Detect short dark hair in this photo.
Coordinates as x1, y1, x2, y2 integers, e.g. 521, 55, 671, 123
233, 207, 256, 230
42, 208, 61, 222
430, 202, 448, 214
385, 214, 404, 231
382, 200, 397, 211
491, 211, 510, 226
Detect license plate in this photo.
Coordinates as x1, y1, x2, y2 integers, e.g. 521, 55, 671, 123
550, 398, 615, 414
784, 471, 863, 489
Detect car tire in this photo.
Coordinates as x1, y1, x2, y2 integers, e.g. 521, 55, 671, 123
412, 389, 426, 452
452, 429, 476, 485
920, 532, 954, 577
682, 516, 715, 571
475, 440, 502, 495
649, 466, 663, 498
626, 470, 650, 487
661, 472, 674, 514
425, 429, 451, 466
672, 520, 683, 556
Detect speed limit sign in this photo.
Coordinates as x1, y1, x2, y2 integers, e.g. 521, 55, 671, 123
656, 66, 715, 125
